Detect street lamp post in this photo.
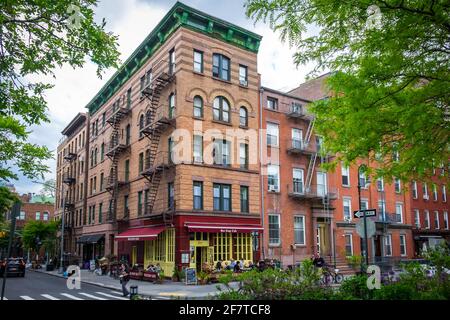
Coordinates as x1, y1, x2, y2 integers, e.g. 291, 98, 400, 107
358, 164, 370, 272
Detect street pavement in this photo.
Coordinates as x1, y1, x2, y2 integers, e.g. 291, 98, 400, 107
0, 270, 130, 300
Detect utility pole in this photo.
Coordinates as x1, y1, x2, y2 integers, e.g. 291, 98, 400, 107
358, 164, 370, 272
1, 201, 20, 300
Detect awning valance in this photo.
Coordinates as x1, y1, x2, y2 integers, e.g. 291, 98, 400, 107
77, 234, 104, 244
115, 226, 166, 241
185, 222, 263, 233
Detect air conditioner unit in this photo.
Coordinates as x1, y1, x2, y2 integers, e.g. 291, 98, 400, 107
240, 79, 248, 86
344, 216, 352, 223
268, 185, 277, 192
290, 244, 297, 250
193, 156, 203, 163
423, 194, 429, 200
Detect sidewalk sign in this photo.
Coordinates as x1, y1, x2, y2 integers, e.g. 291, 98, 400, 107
185, 268, 197, 285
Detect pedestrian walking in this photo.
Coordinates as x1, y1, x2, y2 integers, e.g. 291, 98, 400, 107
119, 263, 130, 297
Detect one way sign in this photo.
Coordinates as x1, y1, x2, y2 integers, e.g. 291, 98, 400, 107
353, 209, 377, 218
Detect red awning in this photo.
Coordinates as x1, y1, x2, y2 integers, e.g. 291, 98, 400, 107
185, 222, 263, 233
115, 226, 166, 241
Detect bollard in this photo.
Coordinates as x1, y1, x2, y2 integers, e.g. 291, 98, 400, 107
130, 285, 138, 300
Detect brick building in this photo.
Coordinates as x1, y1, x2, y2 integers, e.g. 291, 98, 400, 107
6, 193, 54, 229
57, 2, 263, 271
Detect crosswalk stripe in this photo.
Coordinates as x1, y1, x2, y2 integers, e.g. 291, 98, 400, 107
78, 292, 107, 300
41, 294, 60, 300
60, 293, 84, 300
109, 290, 123, 295
20, 296, 35, 300
2, 297, 7, 300
95, 292, 129, 300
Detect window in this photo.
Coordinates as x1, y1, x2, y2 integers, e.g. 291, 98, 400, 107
394, 178, 401, 193
434, 211, 440, 229
19, 211, 25, 220
268, 165, 280, 192
146, 69, 152, 86
378, 200, 386, 220
316, 172, 327, 197
412, 181, 418, 199
193, 50, 203, 73
99, 173, 104, 191
95, 119, 98, 136
100, 143, 104, 161
444, 212, 448, 230
268, 214, 280, 245
291, 102, 302, 114
169, 93, 175, 118
377, 177, 384, 191
125, 159, 130, 182
213, 184, 231, 211
384, 234, 392, 256
239, 107, 248, 127
168, 183, 174, 209
102, 112, 106, 127
400, 235, 407, 256
395, 203, 403, 223
92, 205, 95, 224
292, 168, 304, 193
443, 185, 447, 202
140, 75, 145, 91
266, 123, 279, 146
361, 199, 369, 211
424, 210, 430, 229
240, 186, 249, 213
145, 110, 151, 126
341, 165, 350, 186
213, 96, 230, 122
124, 195, 129, 216
212, 53, 230, 81
125, 124, 131, 145
43, 212, 49, 221
193, 135, 203, 163
139, 152, 144, 173
193, 96, 203, 118
414, 209, 420, 228
168, 137, 174, 164
139, 114, 144, 137
294, 216, 305, 245
266, 97, 278, 110
239, 65, 248, 86
169, 48, 175, 75
138, 191, 143, 216
213, 139, 231, 166
127, 88, 132, 109
193, 181, 203, 210
344, 234, 353, 256
432, 184, 438, 201
239, 143, 248, 169
423, 183, 429, 199
144, 189, 149, 215
35, 212, 40, 220
93, 176, 97, 194
343, 198, 352, 221
99, 203, 103, 223
359, 171, 369, 188
291, 128, 302, 149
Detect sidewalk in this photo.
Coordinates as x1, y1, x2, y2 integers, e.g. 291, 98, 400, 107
30, 268, 237, 299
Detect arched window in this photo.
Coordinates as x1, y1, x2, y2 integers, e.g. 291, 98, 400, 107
169, 93, 175, 118
213, 96, 230, 122
100, 143, 105, 161
125, 124, 131, 145
139, 114, 144, 138
239, 107, 248, 127
146, 110, 152, 125
193, 96, 203, 118
94, 147, 98, 165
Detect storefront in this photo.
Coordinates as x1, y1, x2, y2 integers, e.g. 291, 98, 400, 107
76, 234, 105, 268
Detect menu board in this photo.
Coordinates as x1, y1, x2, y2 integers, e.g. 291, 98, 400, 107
185, 268, 197, 285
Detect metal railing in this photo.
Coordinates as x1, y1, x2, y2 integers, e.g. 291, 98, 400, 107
62, 172, 76, 184
288, 183, 338, 200
143, 151, 172, 172
287, 139, 317, 154
141, 59, 175, 96
106, 134, 130, 155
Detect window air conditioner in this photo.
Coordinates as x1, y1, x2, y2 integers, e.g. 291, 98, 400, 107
268, 185, 277, 192
240, 79, 248, 86
344, 216, 352, 223
423, 194, 429, 200
290, 244, 297, 250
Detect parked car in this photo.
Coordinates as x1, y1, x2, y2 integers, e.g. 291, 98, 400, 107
0, 258, 26, 277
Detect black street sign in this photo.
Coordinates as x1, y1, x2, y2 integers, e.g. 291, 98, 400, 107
353, 209, 377, 218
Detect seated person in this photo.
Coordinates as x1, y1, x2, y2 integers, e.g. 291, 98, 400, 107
233, 260, 241, 273
146, 264, 155, 272
155, 263, 162, 273
216, 260, 222, 271
312, 253, 325, 268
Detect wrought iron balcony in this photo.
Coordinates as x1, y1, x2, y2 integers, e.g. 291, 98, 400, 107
141, 151, 173, 177
141, 59, 175, 99
62, 172, 76, 185
63, 152, 77, 162
105, 135, 130, 158
288, 183, 338, 200
287, 140, 317, 155
140, 105, 175, 137
106, 104, 130, 125
287, 105, 312, 119
104, 174, 129, 192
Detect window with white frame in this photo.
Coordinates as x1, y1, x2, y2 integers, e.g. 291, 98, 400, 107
384, 234, 392, 256
266, 123, 279, 147
412, 181, 418, 199
399, 234, 407, 256
394, 178, 401, 193
291, 128, 303, 149
444, 212, 449, 230
424, 210, 430, 229
294, 216, 305, 245
341, 165, 350, 186
193, 135, 203, 163
268, 165, 280, 192
344, 234, 353, 256
343, 198, 352, 221
442, 185, 446, 202
359, 171, 369, 188
377, 177, 384, 191
35, 212, 40, 220
432, 184, 438, 201
43, 212, 49, 221
423, 183, 429, 199
395, 203, 403, 223
361, 199, 369, 211
268, 214, 280, 245
316, 172, 327, 197
378, 200, 386, 220
292, 168, 304, 194
414, 209, 420, 228
19, 211, 25, 220
434, 211, 440, 229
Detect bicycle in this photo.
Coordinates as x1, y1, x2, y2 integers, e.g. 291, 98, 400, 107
320, 265, 344, 285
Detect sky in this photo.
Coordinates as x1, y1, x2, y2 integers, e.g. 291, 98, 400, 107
14, 0, 319, 195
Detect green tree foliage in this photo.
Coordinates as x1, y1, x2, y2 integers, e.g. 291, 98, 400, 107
245, 0, 449, 182
21, 220, 59, 251
38, 179, 56, 198
0, 186, 18, 218
0, 0, 120, 182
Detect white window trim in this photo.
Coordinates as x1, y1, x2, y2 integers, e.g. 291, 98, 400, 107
434, 211, 440, 229
399, 234, 407, 257
443, 185, 447, 202
425, 210, 430, 229
294, 215, 306, 246
395, 202, 403, 223
414, 209, 421, 228
268, 214, 281, 246
344, 233, 353, 256
444, 212, 449, 230
343, 197, 352, 222
412, 181, 418, 199
268, 164, 280, 192
341, 165, 350, 187
384, 234, 393, 257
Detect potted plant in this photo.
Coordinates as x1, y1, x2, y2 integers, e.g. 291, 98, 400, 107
346, 255, 363, 271
197, 271, 209, 285
172, 266, 180, 282
156, 269, 165, 284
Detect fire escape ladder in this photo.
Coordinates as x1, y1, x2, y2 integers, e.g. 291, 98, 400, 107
305, 152, 317, 192
305, 118, 315, 147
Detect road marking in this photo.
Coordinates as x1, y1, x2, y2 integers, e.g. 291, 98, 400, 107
1, 297, 8, 300
95, 292, 129, 300
109, 290, 123, 295
41, 294, 60, 300
20, 296, 35, 300
60, 293, 84, 300
78, 292, 107, 300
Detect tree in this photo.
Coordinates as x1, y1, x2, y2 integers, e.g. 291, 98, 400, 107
21, 220, 59, 252
0, 186, 19, 220
245, 0, 449, 183
0, 0, 120, 182
38, 179, 56, 198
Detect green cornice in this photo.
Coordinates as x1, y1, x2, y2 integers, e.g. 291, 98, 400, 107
87, 1, 262, 115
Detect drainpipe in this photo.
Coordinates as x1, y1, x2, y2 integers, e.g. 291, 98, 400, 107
259, 87, 265, 260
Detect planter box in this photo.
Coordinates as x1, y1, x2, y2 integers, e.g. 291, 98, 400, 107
142, 271, 159, 282
129, 271, 144, 280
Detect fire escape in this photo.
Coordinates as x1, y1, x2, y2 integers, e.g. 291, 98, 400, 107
105, 103, 131, 221
62, 152, 76, 233
140, 59, 175, 226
